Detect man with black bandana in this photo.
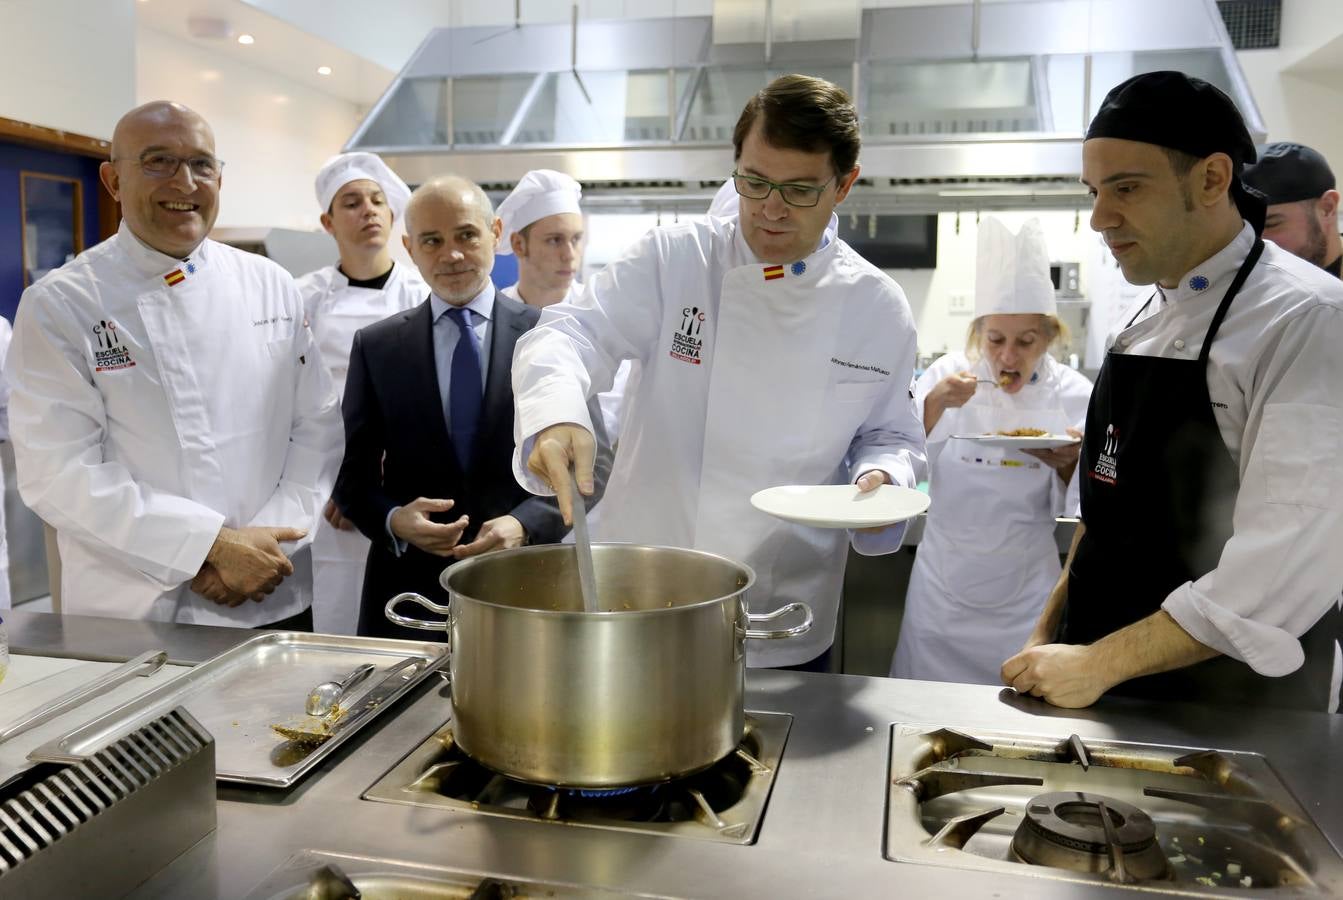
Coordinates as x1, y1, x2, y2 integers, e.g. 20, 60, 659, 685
1001, 71, 1343, 712
1243, 142, 1342, 278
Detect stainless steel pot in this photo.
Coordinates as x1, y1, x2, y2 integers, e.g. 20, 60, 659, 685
384, 543, 811, 788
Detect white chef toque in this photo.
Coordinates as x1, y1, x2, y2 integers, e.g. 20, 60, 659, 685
974, 217, 1057, 318
314, 152, 412, 222
496, 169, 583, 255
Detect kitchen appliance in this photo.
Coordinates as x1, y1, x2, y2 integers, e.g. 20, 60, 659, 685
363, 711, 791, 846
246, 850, 677, 899
1051, 261, 1082, 297
384, 544, 811, 788
0, 707, 215, 896
885, 721, 1343, 896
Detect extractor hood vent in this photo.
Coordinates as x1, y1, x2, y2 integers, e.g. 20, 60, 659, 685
349, 0, 1264, 210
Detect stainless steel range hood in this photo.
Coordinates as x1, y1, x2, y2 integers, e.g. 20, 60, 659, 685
347, 0, 1264, 212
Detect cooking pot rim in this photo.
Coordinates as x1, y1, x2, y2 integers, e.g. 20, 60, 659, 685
438, 541, 759, 618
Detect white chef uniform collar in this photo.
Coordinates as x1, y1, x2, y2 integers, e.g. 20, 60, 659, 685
974, 216, 1057, 318
496, 169, 582, 256
708, 178, 738, 218
315, 152, 411, 222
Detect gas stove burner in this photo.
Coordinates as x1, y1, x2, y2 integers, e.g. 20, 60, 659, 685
1011, 792, 1170, 881
364, 712, 792, 845
530, 783, 668, 822
569, 786, 642, 798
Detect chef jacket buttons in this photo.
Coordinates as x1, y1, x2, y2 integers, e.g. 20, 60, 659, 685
1118, 337, 1130, 348
1174, 339, 1187, 351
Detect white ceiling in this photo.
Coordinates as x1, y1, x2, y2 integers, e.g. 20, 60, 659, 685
135, 0, 397, 106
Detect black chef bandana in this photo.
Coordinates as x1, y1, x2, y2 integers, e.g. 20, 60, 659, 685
1086, 71, 1266, 233
1242, 142, 1336, 205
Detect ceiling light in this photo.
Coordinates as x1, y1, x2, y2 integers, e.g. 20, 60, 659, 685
200, 70, 221, 82
237, 34, 254, 45
317, 66, 332, 76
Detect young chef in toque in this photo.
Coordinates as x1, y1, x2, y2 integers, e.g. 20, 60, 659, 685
512, 74, 927, 671
296, 152, 427, 634
1242, 142, 1342, 278
1001, 72, 1343, 712
496, 169, 633, 447
496, 169, 587, 309
892, 217, 1093, 685
6, 101, 343, 627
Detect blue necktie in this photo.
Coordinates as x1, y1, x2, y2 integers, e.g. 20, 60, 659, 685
446, 307, 483, 468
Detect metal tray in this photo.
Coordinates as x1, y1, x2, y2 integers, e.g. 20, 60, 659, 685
26, 632, 448, 788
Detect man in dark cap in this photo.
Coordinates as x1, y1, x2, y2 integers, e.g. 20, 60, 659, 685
1243, 142, 1341, 277
1002, 71, 1343, 712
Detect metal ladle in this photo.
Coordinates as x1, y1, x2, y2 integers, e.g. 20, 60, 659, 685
305, 663, 376, 717
569, 468, 600, 613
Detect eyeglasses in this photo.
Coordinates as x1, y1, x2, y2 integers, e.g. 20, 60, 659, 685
731, 170, 836, 208
113, 152, 225, 181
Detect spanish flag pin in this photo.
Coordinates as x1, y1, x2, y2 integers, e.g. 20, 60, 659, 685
763, 264, 785, 282
163, 268, 186, 287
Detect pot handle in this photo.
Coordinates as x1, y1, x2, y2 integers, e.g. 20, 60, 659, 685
385, 592, 452, 632
744, 602, 814, 640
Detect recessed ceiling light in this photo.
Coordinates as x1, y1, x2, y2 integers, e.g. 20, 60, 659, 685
237, 34, 254, 45
317, 66, 332, 76
273, 95, 290, 104
200, 70, 221, 82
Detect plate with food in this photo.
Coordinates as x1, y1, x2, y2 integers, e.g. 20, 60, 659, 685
750, 484, 930, 529
950, 428, 1081, 449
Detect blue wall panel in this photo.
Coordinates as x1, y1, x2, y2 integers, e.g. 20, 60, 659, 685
0, 143, 104, 322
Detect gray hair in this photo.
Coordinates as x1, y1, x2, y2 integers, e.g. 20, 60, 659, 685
405, 175, 494, 232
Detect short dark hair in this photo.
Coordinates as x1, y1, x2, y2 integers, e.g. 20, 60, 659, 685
1163, 147, 1239, 212
732, 74, 860, 179
1163, 147, 1202, 177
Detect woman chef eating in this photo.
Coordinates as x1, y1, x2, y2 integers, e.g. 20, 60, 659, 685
891, 217, 1093, 684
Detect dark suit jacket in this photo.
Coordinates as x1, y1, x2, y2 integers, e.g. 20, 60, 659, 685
333, 293, 609, 640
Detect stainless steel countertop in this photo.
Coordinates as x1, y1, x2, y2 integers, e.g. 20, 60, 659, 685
8, 610, 1342, 899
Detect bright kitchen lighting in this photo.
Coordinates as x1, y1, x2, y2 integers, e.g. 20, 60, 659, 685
237, 34, 255, 45
200, 70, 221, 82
316, 66, 332, 76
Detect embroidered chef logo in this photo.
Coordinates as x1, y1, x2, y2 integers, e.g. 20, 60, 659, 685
670, 306, 706, 365
1089, 423, 1120, 485
91, 319, 136, 372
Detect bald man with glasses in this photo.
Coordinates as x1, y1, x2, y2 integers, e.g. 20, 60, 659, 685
6, 100, 343, 629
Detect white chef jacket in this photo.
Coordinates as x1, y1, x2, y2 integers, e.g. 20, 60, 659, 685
512, 214, 927, 667
501, 280, 636, 444
295, 261, 425, 633
296, 262, 427, 401
7, 222, 343, 626
892, 352, 1092, 684
1111, 222, 1343, 677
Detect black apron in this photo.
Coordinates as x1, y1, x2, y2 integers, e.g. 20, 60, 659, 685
1063, 239, 1342, 711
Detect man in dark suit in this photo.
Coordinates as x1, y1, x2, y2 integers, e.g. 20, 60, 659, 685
334, 175, 608, 639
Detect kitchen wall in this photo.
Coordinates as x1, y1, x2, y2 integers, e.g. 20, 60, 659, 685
1237, 0, 1343, 169
135, 24, 364, 231
0, 0, 136, 139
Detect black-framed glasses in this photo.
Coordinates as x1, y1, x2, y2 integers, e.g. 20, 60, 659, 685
113, 152, 225, 181
731, 170, 836, 208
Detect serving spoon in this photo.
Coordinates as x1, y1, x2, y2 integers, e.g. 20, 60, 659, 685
305, 663, 376, 717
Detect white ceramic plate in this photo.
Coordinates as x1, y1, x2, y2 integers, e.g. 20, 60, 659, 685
951, 433, 1081, 449
750, 484, 931, 529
